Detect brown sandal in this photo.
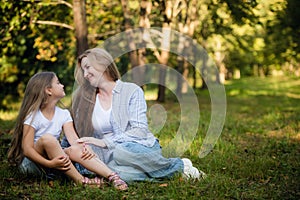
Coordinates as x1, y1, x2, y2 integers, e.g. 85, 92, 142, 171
82, 176, 104, 188
108, 172, 128, 191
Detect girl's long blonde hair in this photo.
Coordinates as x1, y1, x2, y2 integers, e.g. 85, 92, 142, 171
8, 72, 56, 166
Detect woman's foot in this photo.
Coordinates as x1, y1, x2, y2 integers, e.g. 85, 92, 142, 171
182, 158, 206, 180
108, 172, 128, 191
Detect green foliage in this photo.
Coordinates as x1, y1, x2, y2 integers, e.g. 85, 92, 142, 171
86, 0, 125, 46
0, 0, 299, 108
0, 1, 36, 109
263, 0, 300, 73
0, 0, 75, 110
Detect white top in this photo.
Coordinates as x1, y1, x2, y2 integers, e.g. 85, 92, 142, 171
93, 80, 157, 150
92, 95, 113, 135
24, 107, 73, 143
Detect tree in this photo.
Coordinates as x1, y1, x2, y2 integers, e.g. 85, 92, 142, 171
120, 0, 141, 85
175, 0, 199, 95
73, 0, 88, 56
0, 0, 75, 109
264, 0, 300, 75
153, 0, 173, 102
1, 0, 300, 109
0, 1, 36, 109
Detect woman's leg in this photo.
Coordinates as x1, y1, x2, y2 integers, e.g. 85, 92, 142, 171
108, 159, 149, 183
35, 134, 84, 184
113, 141, 184, 180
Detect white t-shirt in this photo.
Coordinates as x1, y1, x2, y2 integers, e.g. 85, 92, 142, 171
92, 95, 113, 135
24, 107, 73, 143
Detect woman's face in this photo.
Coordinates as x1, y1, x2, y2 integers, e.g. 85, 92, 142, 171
81, 57, 106, 87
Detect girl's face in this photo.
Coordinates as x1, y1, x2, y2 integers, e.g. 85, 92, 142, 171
49, 76, 65, 99
81, 57, 106, 87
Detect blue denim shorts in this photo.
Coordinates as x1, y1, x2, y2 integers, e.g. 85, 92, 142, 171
19, 157, 64, 180
19, 157, 43, 176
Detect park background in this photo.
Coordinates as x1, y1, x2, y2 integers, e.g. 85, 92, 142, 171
0, 0, 299, 199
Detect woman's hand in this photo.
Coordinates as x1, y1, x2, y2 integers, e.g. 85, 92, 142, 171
81, 143, 96, 160
50, 155, 71, 171
77, 137, 96, 145
77, 137, 107, 148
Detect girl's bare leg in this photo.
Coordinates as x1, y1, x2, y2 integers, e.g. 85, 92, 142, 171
64, 144, 112, 178
35, 134, 83, 184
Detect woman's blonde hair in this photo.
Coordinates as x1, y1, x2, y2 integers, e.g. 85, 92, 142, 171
72, 48, 120, 137
8, 71, 56, 166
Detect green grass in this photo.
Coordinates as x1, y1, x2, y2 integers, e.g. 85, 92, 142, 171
1, 76, 300, 199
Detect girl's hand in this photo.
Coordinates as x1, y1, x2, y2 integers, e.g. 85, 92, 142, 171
77, 137, 106, 148
50, 155, 71, 171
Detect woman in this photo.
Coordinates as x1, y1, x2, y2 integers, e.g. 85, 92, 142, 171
7, 71, 128, 190
72, 48, 205, 182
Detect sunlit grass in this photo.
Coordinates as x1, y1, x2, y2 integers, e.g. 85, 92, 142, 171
225, 76, 300, 98
1, 76, 300, 199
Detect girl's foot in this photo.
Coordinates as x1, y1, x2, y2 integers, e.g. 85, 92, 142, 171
108, 172, 128, 191
82, 176, 103, 188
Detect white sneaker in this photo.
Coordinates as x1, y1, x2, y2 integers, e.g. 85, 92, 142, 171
182, 158, 193, 168
198, 169, 207, 179
182, 158, 206, 180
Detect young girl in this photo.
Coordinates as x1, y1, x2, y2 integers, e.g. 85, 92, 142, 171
7, 71, 128, 190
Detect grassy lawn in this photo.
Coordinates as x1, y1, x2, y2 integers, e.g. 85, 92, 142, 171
1, 76, 300, 199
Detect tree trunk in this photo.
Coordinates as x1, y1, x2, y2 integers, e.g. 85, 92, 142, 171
136, 0, 152, 86
200, 51, 208, 90
176, 0, 198, 95
120, 0, 143, 86
73, 0, 88, 56
157, 1, 172, 102
192, 66, 197, 89
157, 26, 171, 102
181, 60, 189, 92
214, 38, 227, 84
176, 58, 184, 98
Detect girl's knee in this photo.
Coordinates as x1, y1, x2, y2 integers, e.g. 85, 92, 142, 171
35, 134, 61, 154
38, 134, 58, 146
64, 145, 82, 161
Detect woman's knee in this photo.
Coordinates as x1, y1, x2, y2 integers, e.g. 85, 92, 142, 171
113, 144, 136, 165
113, 142, 161, 165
